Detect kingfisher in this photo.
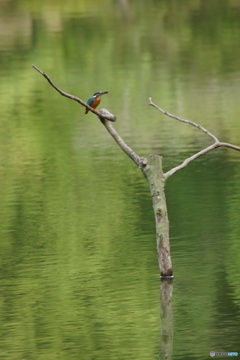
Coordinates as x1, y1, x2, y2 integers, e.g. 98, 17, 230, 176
85, 91, 109, 114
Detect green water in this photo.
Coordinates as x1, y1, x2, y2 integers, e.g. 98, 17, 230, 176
0, 1, 240, 359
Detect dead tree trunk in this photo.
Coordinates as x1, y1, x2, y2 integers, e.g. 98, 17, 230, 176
32, 65, 240, 278
142, 155, 173, 277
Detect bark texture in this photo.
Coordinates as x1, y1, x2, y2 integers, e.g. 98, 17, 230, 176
142, 155, 173, 277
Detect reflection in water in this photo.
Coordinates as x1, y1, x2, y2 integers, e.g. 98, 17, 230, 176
160, 279, 173, 360
117, 0, 130, 15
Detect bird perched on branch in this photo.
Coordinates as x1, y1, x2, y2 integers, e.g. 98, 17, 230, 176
85, 91, 108, 114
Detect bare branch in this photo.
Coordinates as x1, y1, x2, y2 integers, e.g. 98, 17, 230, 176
32, 65, 142, 167
149, 98, 240, 179
32, 65, 115, 121
149, 98, 219, 143
164, 143, 219, 179
99, 111, 142, 167
165, 141, 240, 179
218, 142, 240, 151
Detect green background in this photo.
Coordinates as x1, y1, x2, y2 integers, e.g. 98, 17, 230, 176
0, 1, 240, 359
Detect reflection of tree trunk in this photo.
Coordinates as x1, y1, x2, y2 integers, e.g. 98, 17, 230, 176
160, 279, 173, 360
117, 0, 129, 13
143, 155, 173, 277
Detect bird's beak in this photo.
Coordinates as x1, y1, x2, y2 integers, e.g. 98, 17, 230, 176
100, 91, 108, 95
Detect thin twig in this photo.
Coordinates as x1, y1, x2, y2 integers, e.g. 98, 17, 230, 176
165, 141, 240, 179
218, 142, 240, 151
149, 98, 219, 143
32, 65, 114, 121
164, 143, 219, 178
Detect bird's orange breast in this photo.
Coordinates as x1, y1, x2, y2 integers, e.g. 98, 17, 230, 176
91, 97, 101, 109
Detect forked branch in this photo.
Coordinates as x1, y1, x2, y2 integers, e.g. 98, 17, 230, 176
32, 66, 239, 178
149, 98, 240, 179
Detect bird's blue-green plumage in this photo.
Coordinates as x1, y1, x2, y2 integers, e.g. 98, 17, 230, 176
87, 96, 95, 106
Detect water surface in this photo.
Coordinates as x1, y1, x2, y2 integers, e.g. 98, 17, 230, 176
0, 1, 240, 359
